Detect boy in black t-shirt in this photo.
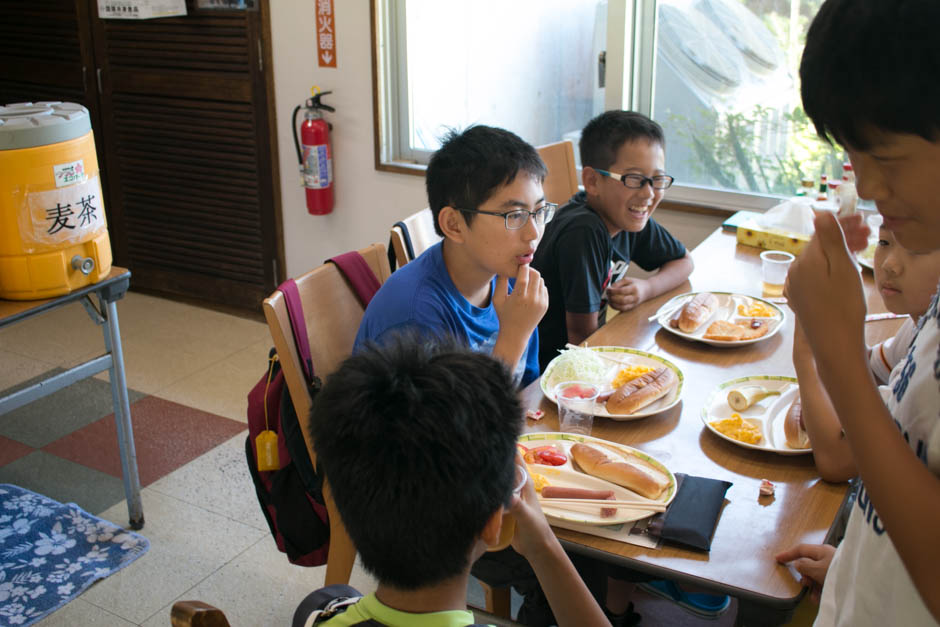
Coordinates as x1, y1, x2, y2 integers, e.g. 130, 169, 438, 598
532, 111, 693, 369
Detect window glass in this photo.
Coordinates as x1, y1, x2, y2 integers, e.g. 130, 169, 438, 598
382, 0, 848, 205
653, 0, 844, 196
403, 0, 600, 153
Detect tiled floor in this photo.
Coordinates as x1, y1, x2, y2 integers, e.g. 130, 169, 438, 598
0, 292, 381, 626
0, 291, 812, 626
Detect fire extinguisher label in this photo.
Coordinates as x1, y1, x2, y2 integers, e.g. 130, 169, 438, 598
302, 144, 333, 189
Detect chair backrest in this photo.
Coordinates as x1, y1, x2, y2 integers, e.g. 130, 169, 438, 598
261, 242, 391, 463
389, 207, 441, 269
261, 243, 390, 587
536, 139, 579, 205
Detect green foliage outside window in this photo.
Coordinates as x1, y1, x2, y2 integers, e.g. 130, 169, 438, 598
670, 104, 845, 197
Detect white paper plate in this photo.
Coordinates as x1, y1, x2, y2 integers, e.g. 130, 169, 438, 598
700, 375, 811, 455
654, 292, 785, 347
540, 347, 683, 420
519, 432, 676, 525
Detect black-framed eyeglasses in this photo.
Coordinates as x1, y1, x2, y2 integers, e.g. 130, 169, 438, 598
595, 169, 674, 190
459, 202, 557, 230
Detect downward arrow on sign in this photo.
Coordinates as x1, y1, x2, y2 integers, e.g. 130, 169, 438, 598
321, 51, 333, 64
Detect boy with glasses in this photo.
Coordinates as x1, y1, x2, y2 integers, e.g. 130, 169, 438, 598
355, 124, 551, 387
531, 110, 693, 370
355, 127, 600, 624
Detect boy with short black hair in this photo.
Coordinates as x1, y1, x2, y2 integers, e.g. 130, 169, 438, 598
293, 334, 609, 626
531, 110, 692, 369
775, 0, 940, 623
355, 125, 552, 386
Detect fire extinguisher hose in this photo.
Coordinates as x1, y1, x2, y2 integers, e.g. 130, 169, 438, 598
291, 104, 304, 166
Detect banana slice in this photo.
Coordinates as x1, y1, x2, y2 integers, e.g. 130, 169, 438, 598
727, 386, 781, 411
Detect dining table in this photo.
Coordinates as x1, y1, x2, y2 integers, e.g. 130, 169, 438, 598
520, 225, 902, 625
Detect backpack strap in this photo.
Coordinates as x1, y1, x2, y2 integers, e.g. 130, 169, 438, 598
327, 251, 381, 307
278, 278, 314, 383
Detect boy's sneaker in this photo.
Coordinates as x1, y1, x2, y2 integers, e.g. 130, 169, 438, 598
604, 602, 641, 627
637, 580, 731, 619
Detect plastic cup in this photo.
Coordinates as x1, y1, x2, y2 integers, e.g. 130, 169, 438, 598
760, 250, 795, 297
554, 381, 600, 435
487, 464, 528, 552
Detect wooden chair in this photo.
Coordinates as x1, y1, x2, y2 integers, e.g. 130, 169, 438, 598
536, 139, 579, 205
261, 242, 392, 587
389, 207, 441, 269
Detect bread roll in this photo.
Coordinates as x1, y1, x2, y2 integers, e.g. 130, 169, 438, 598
570, 443, 670, 500
784, 396, 811, 449
606, 366, 677, 415
678, 292, 719, 332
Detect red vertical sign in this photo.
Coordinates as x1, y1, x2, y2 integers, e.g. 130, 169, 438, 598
316, 0, 336, 68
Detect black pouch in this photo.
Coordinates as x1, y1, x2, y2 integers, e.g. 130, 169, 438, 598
646, 473, 732, 551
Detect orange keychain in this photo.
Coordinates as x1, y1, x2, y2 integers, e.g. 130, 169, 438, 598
256, 354, 281, 471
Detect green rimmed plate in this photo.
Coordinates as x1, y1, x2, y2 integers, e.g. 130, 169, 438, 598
701, 375, 811, 454
540, 347, 683, 420
519, 432, 676, 525
654, 291, 786, 347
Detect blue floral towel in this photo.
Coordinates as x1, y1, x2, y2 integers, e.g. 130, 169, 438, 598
0, 484, 149, 626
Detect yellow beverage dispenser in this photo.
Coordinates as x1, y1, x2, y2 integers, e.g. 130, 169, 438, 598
0, 102, 112, 300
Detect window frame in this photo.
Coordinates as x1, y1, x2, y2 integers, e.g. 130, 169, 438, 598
370, 0, 788, 211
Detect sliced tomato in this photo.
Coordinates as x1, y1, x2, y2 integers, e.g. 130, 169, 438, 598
535, 449, 568, 465
523, 444, 567, 466
560, 384, 597, 399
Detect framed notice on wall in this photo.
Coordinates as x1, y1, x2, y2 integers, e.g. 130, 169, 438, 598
98, 0, 187, 19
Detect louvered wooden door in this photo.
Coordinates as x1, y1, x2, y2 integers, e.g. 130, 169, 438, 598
89, 1, 281, 309
0, 1, 111, 213
0, 1, 96, 116
1, 1, 282, 311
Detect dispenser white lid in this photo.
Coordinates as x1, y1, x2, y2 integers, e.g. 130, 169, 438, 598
0, 102, 92, 150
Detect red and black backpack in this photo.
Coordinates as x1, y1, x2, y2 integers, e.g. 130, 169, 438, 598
245, 252, 380, 566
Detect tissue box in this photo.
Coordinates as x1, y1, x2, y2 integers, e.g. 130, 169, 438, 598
736, 219, 810, 255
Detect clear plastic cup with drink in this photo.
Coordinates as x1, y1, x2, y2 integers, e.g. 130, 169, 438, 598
554, 381, 601, 435
760, 250, 795, 297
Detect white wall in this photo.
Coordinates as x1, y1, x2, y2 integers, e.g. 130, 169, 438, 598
269, 1, 721, 278
271, 0, 426, 277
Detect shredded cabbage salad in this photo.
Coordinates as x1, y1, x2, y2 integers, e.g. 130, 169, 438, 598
545, 347, 609, 390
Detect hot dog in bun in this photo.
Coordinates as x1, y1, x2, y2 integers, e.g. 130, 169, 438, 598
570, 443, 670, 500
676, 292, 719, 333
784, 396, 811, 449
606, 366, 677, 415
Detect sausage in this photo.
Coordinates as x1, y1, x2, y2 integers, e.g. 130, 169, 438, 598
541, 486, 617, 518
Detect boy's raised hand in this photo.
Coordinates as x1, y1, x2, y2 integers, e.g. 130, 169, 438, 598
606, 276, 652, 312
492, 264, 548, 345
775, 543, 836, 604
786, 212, 868, 368
509, 461, 555, 558
510, 458, 612, 627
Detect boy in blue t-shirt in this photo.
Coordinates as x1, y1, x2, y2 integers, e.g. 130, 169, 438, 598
294, 335, 609, 627
355, 125, 552, 387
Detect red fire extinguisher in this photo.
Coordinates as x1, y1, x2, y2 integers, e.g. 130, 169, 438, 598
292, 88, 335, 215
